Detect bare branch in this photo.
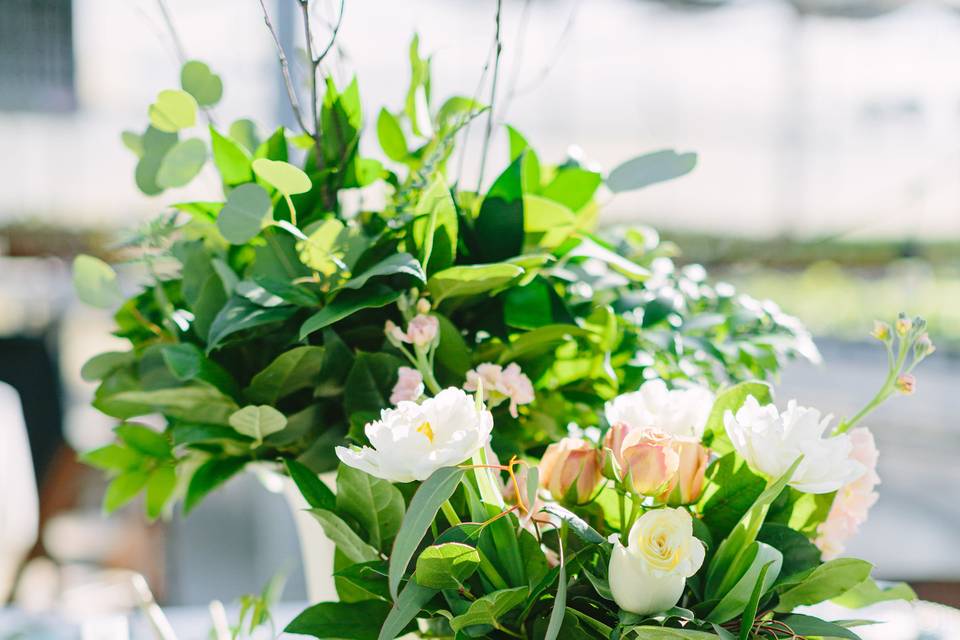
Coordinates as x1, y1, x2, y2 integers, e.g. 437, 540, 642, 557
258, 0, 312, 136
156, 0, 187, 66
477, 0, 504, 193
510, 0, 580, 101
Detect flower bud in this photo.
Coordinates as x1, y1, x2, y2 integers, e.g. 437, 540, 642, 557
659, 439, 709, 505
602, 422, 631, 469
384, 320, 408, 345
539, 437, 602, 504
620, 429, 680, 497
871, 321, 891, 342
895, 374, 916, 395
390, 367, 424, 404
895, 314, 912, 337
416, 298, 432, 315
915, 333, 935, 358
407, 314, 439, 348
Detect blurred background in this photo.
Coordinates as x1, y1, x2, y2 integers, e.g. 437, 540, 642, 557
1, 0, 958, 628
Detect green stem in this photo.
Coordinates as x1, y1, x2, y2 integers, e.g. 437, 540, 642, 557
284, 193, 297, 227
836, 336, 909, 434
622, 494, 642, 544
475, 547, 509, 591
440, 499, 462, 527
415, 349, 443, 395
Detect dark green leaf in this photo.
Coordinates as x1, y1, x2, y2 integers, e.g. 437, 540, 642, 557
377, 580, 437, 640
308, 509, 380, 563
343, 352, 403, 418
342, 253, 426, 291
161, 343, 238, 398
207, 296, 296, 352
775, 559, 873, 611
476, 156, 524, 262
286, 600, 392, 639
185, 457, 247, 513
245, 346, 325, 405
775, 614, 862, 640
300, 285, 402, 339
702, 381, 773, 454
337, 464, 406, 551
284, 459, 336, 511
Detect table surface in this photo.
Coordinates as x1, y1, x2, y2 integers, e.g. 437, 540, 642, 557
3, 600, 960, 639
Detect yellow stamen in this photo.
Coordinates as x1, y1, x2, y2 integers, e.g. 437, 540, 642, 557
417, 421, 435, 443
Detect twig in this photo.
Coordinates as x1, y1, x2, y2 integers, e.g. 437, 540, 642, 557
500, 0, 533, 119
453, 37, 496, 188
476, 0, 504, 193
155, 0, 187, 66
507, 0, 580, 104
258, 0, 312, 135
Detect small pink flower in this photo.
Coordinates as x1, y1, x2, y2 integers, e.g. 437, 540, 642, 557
464, 362, 535, 417
390, 367, 424, 404
895, 374, 916, 395
815, 427, 880, 560
406, 314, 439, 348
384, 320, 408, 344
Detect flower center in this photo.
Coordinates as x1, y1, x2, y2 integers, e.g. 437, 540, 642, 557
417, 420, 435, 443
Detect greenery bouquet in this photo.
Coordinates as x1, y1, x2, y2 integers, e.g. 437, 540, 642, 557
74, 5, 933, 638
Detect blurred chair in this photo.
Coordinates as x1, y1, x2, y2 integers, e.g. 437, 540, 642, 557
0, 381, 39, 603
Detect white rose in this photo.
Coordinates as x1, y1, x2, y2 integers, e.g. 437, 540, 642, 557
609, 508, 705, 615
605, 380, 714, 439
335, 388, 492, 483
723, 396, 865, 494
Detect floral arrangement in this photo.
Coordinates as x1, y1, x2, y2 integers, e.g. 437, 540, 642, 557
71, 6, 933, 638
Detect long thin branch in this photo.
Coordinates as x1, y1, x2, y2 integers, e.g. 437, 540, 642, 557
476, 0, 504, 193
258, 0, 312, 135
509, 0, 580, 101
156, 0, 187, 66
298, 0, 323, 163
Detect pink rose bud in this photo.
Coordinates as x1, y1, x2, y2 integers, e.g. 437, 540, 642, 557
895, 373, 916, 395
406, 314, 439, 348
659, 439, 709, 505
390, 366, 424, 404
620, 429, 680, 497
384, 320, 408, 344
602, 422, 631, 469
539, 437, 602, 504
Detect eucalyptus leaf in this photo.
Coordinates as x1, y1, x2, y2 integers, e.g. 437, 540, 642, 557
217, 183, 273, 244
148, 89, 197, 133
252, 158, 311, 195
449, 587, 527, 632
336, 464, 406, 551
180, 60, 223, 107
414, 543, 480, 589
229, 405, 287, 444
156, 138, 206, 188
606, 149, 697, 193
73, 255, 123, 308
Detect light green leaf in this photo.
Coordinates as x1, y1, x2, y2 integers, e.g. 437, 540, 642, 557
210, 127, 253, 185
832, 578, 916, 609
308, 509, 380, 564
296, 218, 346, 273
567, 237, 649, 281
229, 405, 287, 444
135, 126, 179, 195
145, 466, 177, 520
245, 346, 325, 405
217, 183, 273, 244
543, 533, 567, 640
73, 255, 123, 308
476, 155, 524, 263
414, 542, 480, 589
105, 387, 239, 426
376, 108, 407, 161
121, 130, 143, 157
606, 149, 697, 193
336, 464, 406, 551
449, 587, 527, 632
776, 559, 873, 611
412, 176, 457, 273
252, 158, 311, 195
148, 89, 197, 133
427, 264, 524, 304
180, 60, 223, 107
706, 542, 782, 623
81, 444, 140, 472
629, 628, 720, 639
157, 138, 207, 189
229, 119, 260, 153
523, 195, 576, 249
103, 470, 150, 513
541, 167, 602, 212
388, 466, 465, 601
115, 423, 171, 459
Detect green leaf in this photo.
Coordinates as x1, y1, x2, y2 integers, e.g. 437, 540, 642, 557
449, 587, 527, 632
229, 405, 287, 444
73, 255, 123, 308
148, 89, 197, 133
412, 176, 457, 273
161, 343, 238, 398
207, 296, 296, 352
156, 138, 207, 188
103, 470, 150, 513
376, 108, 407, 161
832, 578, 916, 609
115, 423, 171, 459
81, 444, 140, 472
217, 183, 273, 244
630, 628, 719, 639
388, 466, 465, 600
300, 286, 402, 339
180, 60, 223, 107
543, 534, 567, 640
172, 423, 251, 446
229, 119, 260, 153
567, 237, 649, 281
756, 523, 821, 586
606, 149, 697, 193
106, 387, 239, 426
184, 457, 247, 514
522, 195, 576, 249
702, 381, 773, 454
284, 459, 335, 511
699, 452, 766, 543
177, 240, 228, 340
252, 158, 311, 195
476, 155, 524, 262
415, 543, 480, 589
706, 542, 782, 624
343, 352, 403, 418
336, 464, 406, 551
308, 509, 380, 563
210, 126, 253, 185
541, 167, 602, 212
145, 466, 177, 519
135, 126, 179, 195
80, 351, 134, 382
378, 580, 437, 640
775, 614, 863, 640
427, 263, 524, 304
296, 218, 345, 273
775, 559, 873, 611
434, 313, 472, 382
245, 346, 325, 405
541, 504, 605, 544
285, 600, 392, 640
342, 253, 426, 291
121, 130, 144, 157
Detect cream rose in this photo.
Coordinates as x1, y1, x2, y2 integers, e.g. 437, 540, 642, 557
609, 508, 705, 615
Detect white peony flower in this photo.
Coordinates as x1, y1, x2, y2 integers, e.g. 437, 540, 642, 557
335, 388, 493, 483
723, 396, 865, 494
390, 367, 424, 405
609, 508, 705, 615
604, 379, 714, 439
